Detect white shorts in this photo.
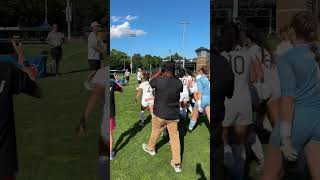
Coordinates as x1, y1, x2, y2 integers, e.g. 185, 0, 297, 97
180, 93, 190, 102
263, 68, 281, 100
223, 98, 253, 127
141, 98, 154, 108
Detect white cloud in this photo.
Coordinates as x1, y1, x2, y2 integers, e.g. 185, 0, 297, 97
110, 21, 146, 39
125, 15, 138, 21
111, 15, 139, 23
111, 16, 121, 22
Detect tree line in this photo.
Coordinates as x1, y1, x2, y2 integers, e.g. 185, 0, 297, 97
0, 0, 108, 34
110, 49, 184, 71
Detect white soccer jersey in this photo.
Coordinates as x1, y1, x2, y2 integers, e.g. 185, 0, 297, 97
180, 76, 189, 95
138, 81, 154, 102
221, 49, 252, 99
221, 49, 253, 126
247, 44, 281, 99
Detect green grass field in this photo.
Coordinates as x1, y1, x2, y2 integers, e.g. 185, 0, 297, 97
13, 40, 210, 180
15, 40, 102, 180
110, 77, 210, 180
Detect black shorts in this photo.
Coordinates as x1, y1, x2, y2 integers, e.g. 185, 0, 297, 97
88, 59, 101, 71
50, 47, 62, 62
126, 76, 130, 81
137, 80, 141, 84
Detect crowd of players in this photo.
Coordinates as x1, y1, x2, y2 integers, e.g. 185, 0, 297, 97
214, 11, 320, 180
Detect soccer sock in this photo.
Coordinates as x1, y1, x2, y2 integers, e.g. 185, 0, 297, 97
232, 145, 246, 180
188, 104, 193, 113
224, 144, 232, 153
188, 119, 197, 130
183, 107, 187, 119
140, 111, 145, 123
251, 135, 264, 164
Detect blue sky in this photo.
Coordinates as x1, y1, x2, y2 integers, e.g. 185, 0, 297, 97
110, 0, 210, 59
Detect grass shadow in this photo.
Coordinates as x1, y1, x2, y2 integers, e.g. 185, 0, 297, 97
196, 163, 207, 180
113, 115, 152, 156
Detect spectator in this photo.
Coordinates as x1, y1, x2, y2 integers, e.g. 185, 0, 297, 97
142, 61, 183, 173
137, 68, 142, 84
84, 21, 105, 90
125, 69, 130, 85
0, 41, 41, 180
47, 24, 64, 76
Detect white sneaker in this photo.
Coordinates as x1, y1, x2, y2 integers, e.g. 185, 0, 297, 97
170, 160, 182, 173
142, 143, 156, 156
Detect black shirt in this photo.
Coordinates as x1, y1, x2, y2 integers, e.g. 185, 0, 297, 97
150, 76, 183, 120
212, 54, 234, 121
0, 61, 39, 175
110, 79, 122, 117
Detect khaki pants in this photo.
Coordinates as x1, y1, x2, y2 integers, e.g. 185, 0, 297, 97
147, 115, 181, 164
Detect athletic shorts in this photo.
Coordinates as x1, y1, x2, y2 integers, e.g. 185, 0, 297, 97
126, 76, 130, 81
269, 108, 320, 152
141, 98, 154, 108
263, 68, 281, 100
110, 116, 116, 132
195, 95, 210, 110
137, 80, 141, 84
88, 59, 101, 71
223, 98, 253, 127
179, 93, 190, 102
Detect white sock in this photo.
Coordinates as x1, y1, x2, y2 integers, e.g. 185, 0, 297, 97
251, 135, 264, 164
224, 144, 232, 153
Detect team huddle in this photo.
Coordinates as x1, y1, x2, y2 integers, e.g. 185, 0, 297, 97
216, 11, 320, 180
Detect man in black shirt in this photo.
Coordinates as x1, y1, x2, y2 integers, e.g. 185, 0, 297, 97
211, 48, 235, 180
0, 42, 41, 180
142, 61, 183, 173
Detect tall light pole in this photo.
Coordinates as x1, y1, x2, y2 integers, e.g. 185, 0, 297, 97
124, 33, 136, 74
43, 0, 48, 25
179, 21, 190, 68
66, 0, 72, 40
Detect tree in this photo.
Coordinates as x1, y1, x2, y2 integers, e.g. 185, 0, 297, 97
164, 52, 183, 61
110, 49, 129, 70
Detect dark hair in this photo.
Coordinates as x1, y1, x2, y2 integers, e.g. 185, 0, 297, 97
162, 61, 175, 73
177, 69, 186, 78
291, 11, 320, 64
246, 27, 275, 63
143, 72, 150, 81
185, 68, 194, 77
221, 22, 240, 52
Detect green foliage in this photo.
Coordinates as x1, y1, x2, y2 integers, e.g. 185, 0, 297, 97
110, 49, 162, 71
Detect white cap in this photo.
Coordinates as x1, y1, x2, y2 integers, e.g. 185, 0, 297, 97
91, 21, 100, 28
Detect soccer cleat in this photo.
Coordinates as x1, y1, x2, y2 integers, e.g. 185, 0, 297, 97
170, 160, 182, 173
142, 143, 156, 156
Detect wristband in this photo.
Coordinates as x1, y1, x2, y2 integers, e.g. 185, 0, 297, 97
280, 121, 292, 138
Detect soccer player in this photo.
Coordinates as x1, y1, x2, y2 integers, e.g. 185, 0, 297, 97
0, 41, 41, 180
78, 67, 122, 161
220, 23, 254, 180
262, 11, 320, 180
125, 69, 130, 86
142, 61, 183, 173
137, 68, 143, 84
135, 72, 154, 126
177, 69, 189, 120
188, 65, 210, 131
245, 27, 282, 172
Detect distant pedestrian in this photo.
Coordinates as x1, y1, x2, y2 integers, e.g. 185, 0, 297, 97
47, 24, 64, 76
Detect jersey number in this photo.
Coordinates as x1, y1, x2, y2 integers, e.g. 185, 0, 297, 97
182, 79, 187, 85
0, 81, 6, 93
228, 55, 245, 75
